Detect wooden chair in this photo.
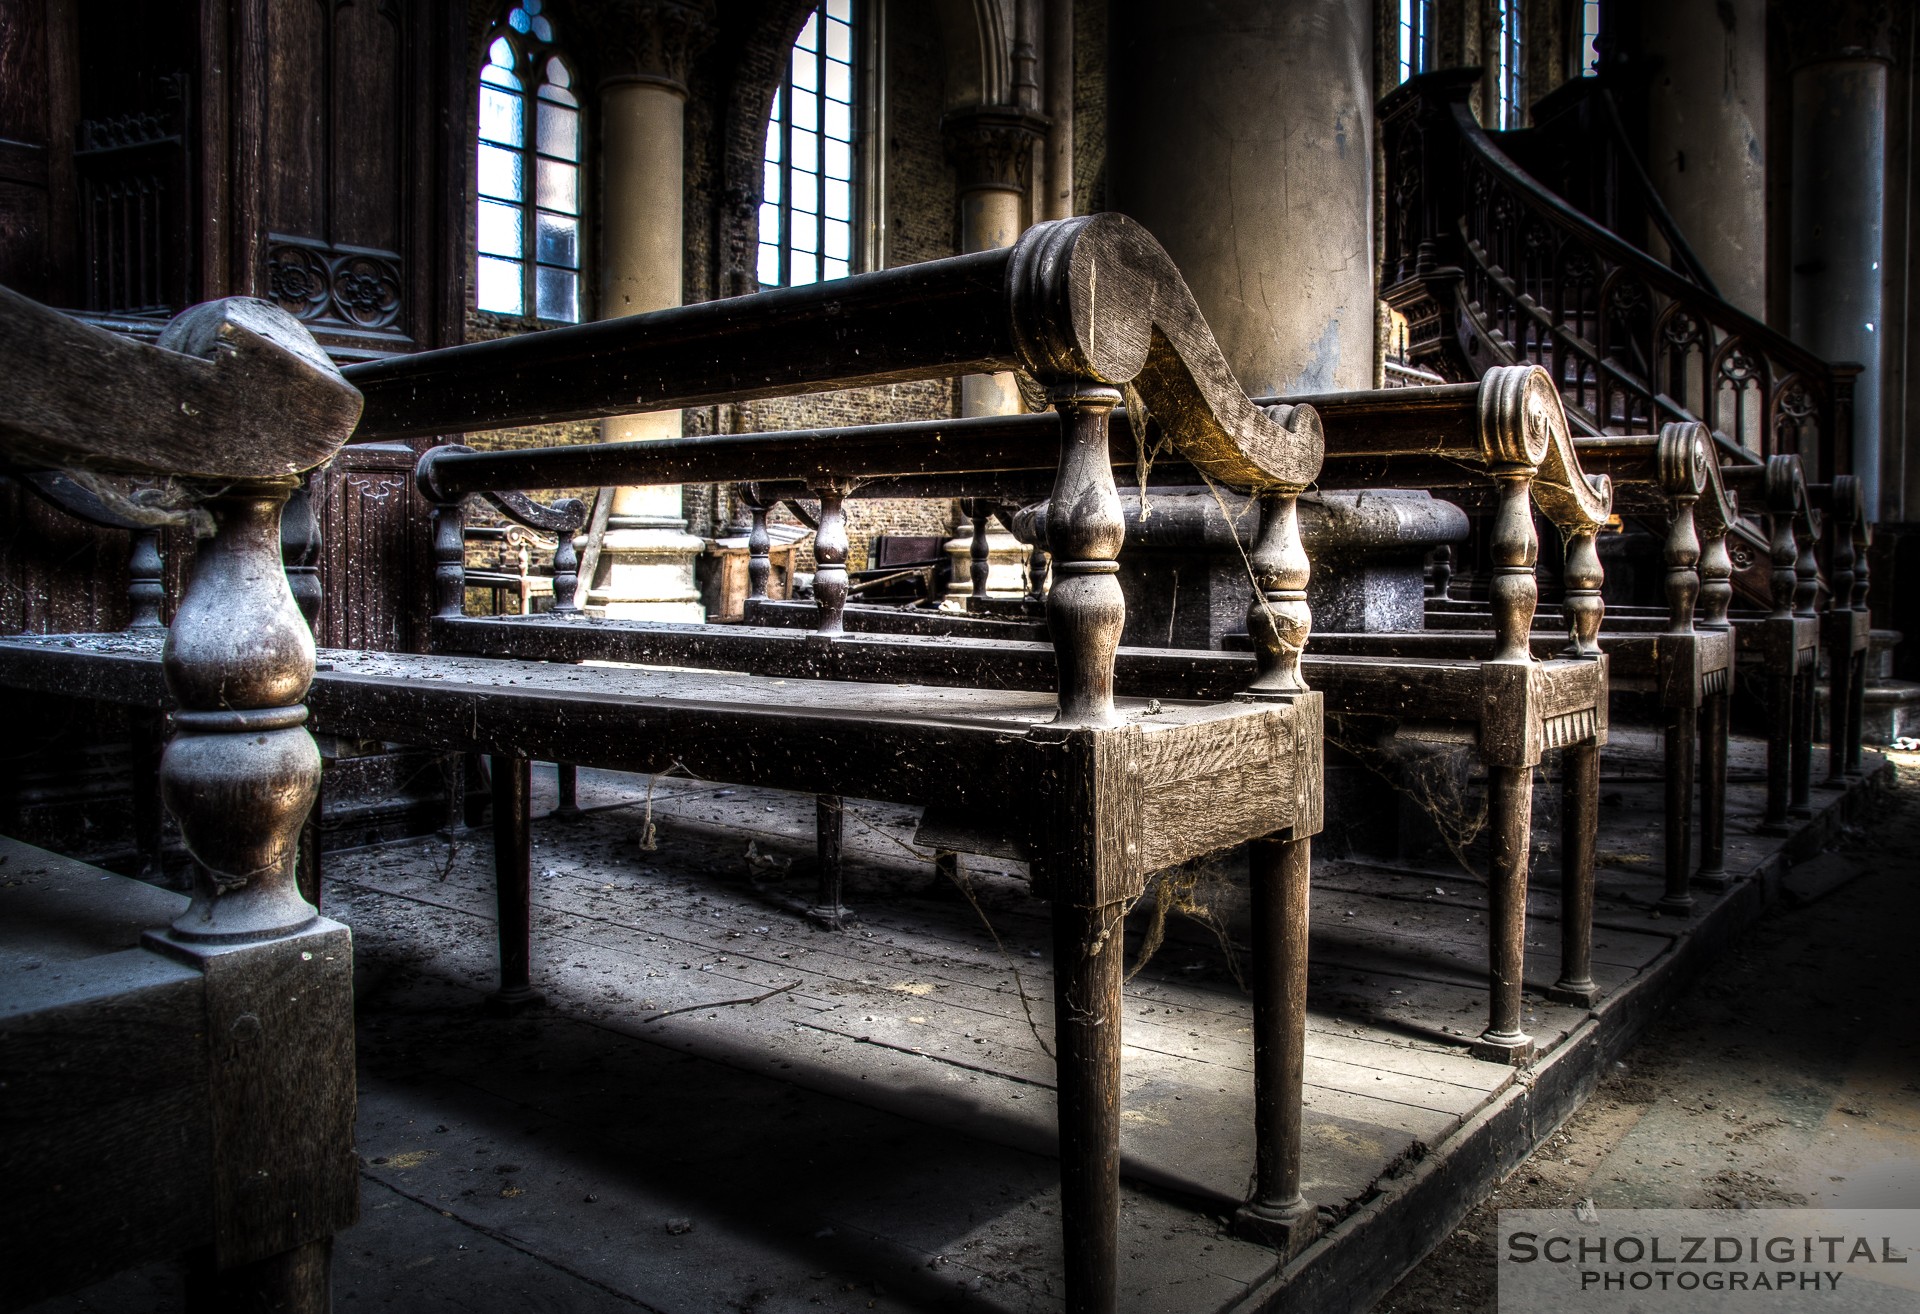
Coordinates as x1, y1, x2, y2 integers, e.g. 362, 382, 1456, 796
0, 288, 362, 1312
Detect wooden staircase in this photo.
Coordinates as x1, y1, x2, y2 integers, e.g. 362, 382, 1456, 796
1379, 69, 1861, 608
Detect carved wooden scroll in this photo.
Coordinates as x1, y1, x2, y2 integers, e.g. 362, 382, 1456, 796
1656, 423, 1709, 636
1695, 446, 1739, 632
1485, 367, 1611, 660
417, 446, 588, 616
0, 286, 362, 479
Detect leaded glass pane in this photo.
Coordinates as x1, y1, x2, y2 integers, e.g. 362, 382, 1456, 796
478, 198, 524, 257
536, 265, 578, 322
536, 212, 577, 267
537, 100, 578, 161
791, 250, 817, 285
536, 157, 577, 214
791, 169, 817, 215
824, 177, 850, 221
477, 254, 523, 313
478, 142, 524, 201
791, 88, 818, 132
480, 85, 523, 146
823, 98, 850, 142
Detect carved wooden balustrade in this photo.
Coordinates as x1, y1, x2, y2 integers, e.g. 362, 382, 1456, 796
1379, 69, 1859, 494
352, 214, 1329, 1300
0, 286, 362, 1310
427, 363, 1612, 1071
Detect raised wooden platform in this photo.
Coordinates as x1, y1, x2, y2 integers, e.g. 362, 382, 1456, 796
37, 724, 1876, 1314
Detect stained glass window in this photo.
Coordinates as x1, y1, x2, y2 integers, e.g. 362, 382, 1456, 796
1397, 0, 1435, 84
1495, 0, 1524, 128
759, 0, 857, 288
477, 2, 581, 322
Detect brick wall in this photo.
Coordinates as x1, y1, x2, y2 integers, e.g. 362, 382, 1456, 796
451, 0, 1074, 573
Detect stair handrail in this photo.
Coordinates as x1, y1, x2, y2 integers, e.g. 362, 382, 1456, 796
1379, 69, 1861, 495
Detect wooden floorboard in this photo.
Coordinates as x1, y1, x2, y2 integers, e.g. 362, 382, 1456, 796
269, 727, 1886, 1314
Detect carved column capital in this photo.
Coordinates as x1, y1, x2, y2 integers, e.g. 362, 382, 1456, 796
943, 105, 1050, 195
591, 0, 714, 93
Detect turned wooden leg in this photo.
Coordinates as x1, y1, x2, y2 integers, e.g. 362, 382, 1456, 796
969, 500, 993, 603
1658, 709, 1696, 915
1550, 744, 1599, 1005
808, 794, 852, 928
551, 762, 581, 820
130, 706, 166, 881
1789, 662, 1815, 818
1825, 628, 1853, 788
1696, 690, 1730, 888
297, 766, 325, 914
1046, 384, 1125, 727
1052, 892, 1124, 1314
1474, 764, 1534, 1063
1234, 833, 1317, 1256
1761, 667, 1792, 834
488, 754, 542, 1012
1846, 649, 1867, 777
188, 1237, 331, 1314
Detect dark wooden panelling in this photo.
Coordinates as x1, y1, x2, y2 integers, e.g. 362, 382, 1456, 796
264, 0, 328, 240
0, 478, 131, 636
0, 0, 51, 142
312, 442, 429, 652
331, 0, 403, 253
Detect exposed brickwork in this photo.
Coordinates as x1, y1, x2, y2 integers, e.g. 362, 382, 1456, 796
452, 0, 1051, 564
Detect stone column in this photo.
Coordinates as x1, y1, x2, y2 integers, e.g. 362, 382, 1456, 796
1642, 0, 1769, 318
1108, 0, 1375, 396
592, 0, 709, 619
1785, 3, 1893, 520
941, 104, 1049, 601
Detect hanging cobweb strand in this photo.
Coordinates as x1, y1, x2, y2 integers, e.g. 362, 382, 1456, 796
1325, 710, 1489, 878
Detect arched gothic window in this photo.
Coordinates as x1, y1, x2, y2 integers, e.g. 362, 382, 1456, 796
476, 1, 583, 322
1396, 0, 1435, 83
1575, 0, 1601, 77
1494, 0, 1524, 128
758, 0, 857, 288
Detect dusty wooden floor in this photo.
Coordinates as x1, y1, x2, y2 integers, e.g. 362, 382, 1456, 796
37, 729, 1880, 1314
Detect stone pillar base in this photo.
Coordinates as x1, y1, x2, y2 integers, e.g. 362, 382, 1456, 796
942, 528, 1029, 603
593, 525, 707, 622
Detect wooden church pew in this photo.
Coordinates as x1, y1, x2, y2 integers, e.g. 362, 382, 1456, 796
11, 216, 1329, 1306
0, 288, 361, 1311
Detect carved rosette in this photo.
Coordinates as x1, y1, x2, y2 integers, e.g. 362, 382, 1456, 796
266, 236, 405, 334
593, 0, 714, 92
943, 105, 1050, 195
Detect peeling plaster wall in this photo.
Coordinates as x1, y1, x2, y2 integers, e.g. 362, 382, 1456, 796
1645, 0, 1769, 318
